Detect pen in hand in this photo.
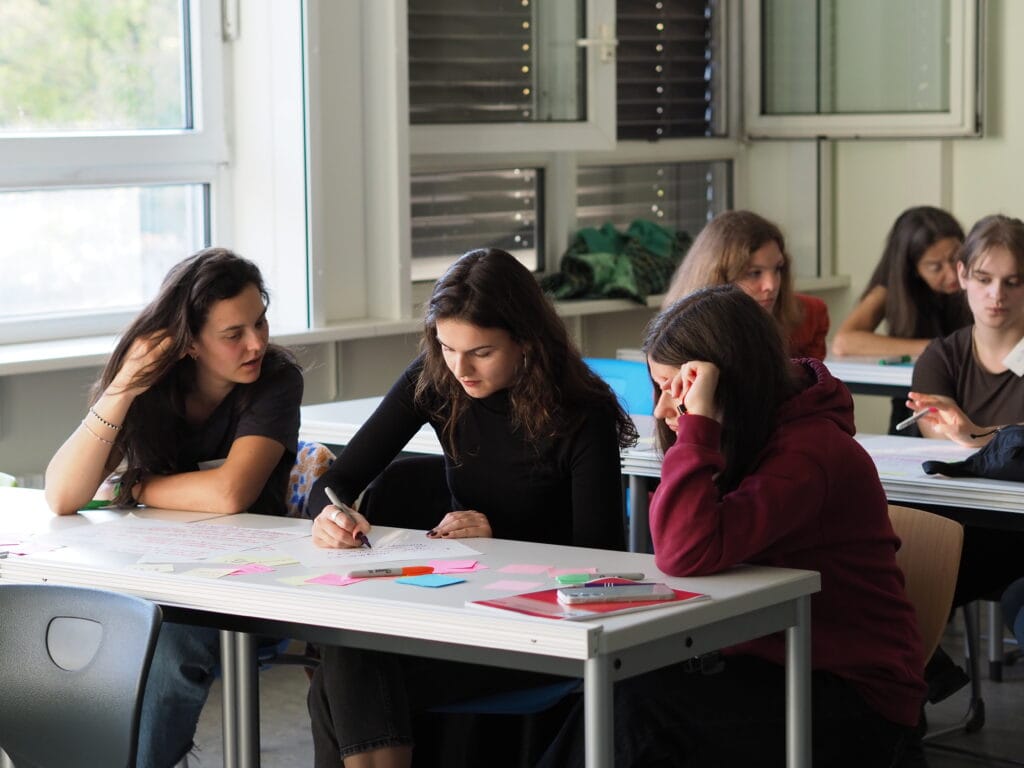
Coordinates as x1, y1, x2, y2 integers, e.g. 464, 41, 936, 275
323, 487, 372, 548
895, 408, 936, 432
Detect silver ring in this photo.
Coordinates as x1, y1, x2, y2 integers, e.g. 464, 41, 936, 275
329, 509, 340, 523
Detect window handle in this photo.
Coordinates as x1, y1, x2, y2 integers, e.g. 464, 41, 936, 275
576, 24, 618, 64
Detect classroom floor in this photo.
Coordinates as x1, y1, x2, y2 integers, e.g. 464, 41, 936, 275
185, 635, 1024, 768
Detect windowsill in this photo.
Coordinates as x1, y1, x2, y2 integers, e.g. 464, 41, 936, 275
0, 278, 848, 377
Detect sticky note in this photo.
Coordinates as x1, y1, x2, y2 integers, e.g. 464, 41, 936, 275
396, 574, 465, 588
228, 563, 275, 576
429, 559, 486, 574
305, 573, 363, 587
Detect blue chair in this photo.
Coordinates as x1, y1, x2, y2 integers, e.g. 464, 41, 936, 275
584, 357, 654, 415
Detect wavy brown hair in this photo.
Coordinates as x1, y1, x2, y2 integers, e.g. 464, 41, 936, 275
92, 247, 298, 505
644, 285, 800, 493
415, 248, 638, 457
866, 206, 967, 338
662, 210, 802, 344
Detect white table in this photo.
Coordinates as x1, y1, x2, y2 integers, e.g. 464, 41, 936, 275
822, 356, 914, 397
1, 491, 819, 768
301, 397, 442, 454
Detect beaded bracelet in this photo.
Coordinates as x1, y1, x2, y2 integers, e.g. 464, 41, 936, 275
88, 406, 121, 431
81, 419, 114, 445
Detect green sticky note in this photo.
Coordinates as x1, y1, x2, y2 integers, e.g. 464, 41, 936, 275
396, 574, 465, 588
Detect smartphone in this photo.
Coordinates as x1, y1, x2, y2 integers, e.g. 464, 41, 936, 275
556, 583, 675, 604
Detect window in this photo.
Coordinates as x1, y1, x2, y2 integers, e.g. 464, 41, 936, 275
577, 160, 729, 240
411, 168, 542, 282
0, 0, 225, 343
408, 0, 617, 154
745, 0, 982, 138
616, 0, 724, 140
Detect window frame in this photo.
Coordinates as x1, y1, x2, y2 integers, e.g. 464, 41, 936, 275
0, 0, 228, 344
743, 0, 983, 139
408, 0, 618, 155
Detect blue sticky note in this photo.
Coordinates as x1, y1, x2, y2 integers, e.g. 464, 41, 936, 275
396, 574, 465, 588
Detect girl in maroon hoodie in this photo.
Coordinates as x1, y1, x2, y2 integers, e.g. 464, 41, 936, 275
540, 285, 926, 768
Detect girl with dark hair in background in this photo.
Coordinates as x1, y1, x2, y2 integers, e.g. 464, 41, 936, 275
45, 248, 303, 768
540, 286, 925, 768
306, 248, 637, 768
833, 206, 968, 433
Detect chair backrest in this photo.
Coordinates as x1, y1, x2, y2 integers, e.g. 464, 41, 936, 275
287, 439, 337, 518
583, 357, 654, 416
888, 504, 964, 660
0, 583, 162, 768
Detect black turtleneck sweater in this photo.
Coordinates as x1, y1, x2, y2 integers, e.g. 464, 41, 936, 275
308, 358, 625, 550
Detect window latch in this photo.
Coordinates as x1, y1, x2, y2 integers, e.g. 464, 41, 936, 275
576, 24, 618, 64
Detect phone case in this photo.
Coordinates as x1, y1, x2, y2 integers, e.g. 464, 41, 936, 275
556, 583, 675, 604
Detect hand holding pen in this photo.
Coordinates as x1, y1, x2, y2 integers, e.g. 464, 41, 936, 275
314, 487, 372, 549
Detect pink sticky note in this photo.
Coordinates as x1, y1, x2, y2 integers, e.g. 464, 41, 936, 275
305, 573, 364, 587
485, 579, 544, 591
428, 559, 486, 574
498, 564, 553, 575
228, 563, 275, 576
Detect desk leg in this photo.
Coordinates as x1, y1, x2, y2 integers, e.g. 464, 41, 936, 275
786, 595, 811, 768
235, 632, 261, 768
583, 655, 613, 768
220, 630, 239, 768
628, 476, 651, 554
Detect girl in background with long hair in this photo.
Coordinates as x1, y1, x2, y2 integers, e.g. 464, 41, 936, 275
662, 209, 830, 360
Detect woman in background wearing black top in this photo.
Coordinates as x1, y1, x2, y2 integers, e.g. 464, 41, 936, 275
306, 248, 637, 768
832, 206, 968, 433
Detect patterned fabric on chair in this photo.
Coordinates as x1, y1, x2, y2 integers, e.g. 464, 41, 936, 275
286, 440, 336, 519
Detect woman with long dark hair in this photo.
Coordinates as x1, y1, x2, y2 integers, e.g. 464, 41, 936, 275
833, 205, 967, 358
306, 248, 637, 767
45, 247, 303, 768
540, 286, 926, 768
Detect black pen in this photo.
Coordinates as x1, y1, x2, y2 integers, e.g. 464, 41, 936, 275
324, 487, 372, 548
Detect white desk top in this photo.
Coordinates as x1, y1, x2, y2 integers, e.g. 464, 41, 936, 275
822, 356, 914, 387
1, 491, 818, 664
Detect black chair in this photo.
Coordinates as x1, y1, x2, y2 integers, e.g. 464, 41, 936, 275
0, 583, 162, 768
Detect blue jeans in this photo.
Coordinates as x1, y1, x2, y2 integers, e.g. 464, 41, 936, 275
1002, 577, 1024, 647
137, 622, 221, 768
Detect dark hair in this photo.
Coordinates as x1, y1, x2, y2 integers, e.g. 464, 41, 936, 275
92, 247, 297, 504
866, 206, 968, 337
662, 210, 802, 341
958, 214, 1024, 276
415, 248, 638, 456
643, 285, 800, 493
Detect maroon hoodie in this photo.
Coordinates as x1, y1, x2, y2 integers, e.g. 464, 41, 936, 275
650, 358, 927, 727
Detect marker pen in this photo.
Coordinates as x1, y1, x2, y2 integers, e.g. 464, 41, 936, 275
347, 566, 434, 578
324, 487, 372, 549
895, 408, 935, 432
555, 572, 646, 585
